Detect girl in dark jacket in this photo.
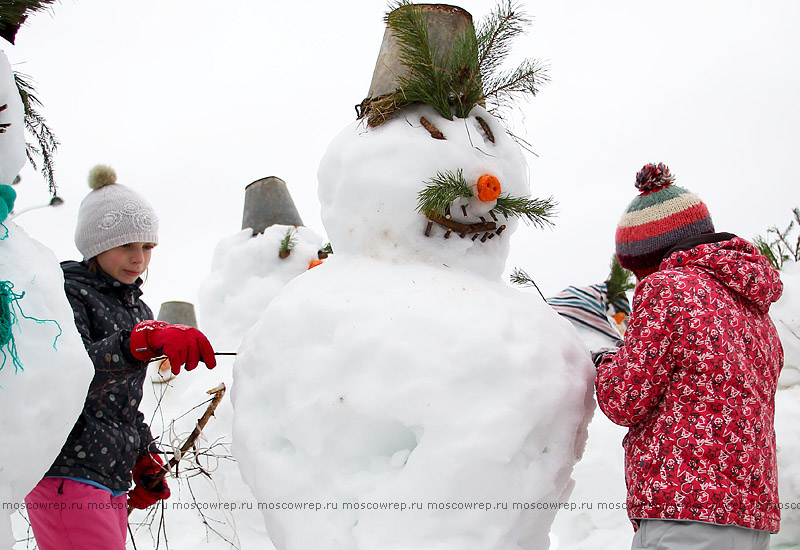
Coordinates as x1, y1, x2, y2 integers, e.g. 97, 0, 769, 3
24, 165, 217, 550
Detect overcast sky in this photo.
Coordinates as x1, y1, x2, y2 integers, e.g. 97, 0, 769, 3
6, 0, 799, 321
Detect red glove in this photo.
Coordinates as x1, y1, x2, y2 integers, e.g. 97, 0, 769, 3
130, 320, 216, 374
128, 453, 171, 509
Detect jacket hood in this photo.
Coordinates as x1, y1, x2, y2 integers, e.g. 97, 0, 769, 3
661, 236, 783, 313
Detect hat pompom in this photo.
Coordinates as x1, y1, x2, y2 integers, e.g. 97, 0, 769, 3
87, 164, 117, 190
634, 162, 675, 193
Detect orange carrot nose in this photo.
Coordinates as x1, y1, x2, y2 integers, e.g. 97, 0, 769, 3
477, 174, 502, 202
612, 312, 627, 324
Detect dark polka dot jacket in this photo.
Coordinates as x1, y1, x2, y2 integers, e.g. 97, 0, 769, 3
45, 260, 157, 492
596, 236, 784, 533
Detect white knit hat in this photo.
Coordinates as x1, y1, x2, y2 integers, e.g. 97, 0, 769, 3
74, 165, 159, 259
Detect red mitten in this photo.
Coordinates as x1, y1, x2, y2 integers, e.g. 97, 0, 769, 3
130, 320, 216, 374
128, 453, 171, 509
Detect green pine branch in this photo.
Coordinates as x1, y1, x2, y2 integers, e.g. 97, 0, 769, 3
605, 255, 635, 306
14, 71, 59, 195
278, 227, 298, 258
381, 0, 548, 122
492, 194, 556, 228
0, 0, 57, 43
509, 266, 545, 300
483, 57, 550, 113
416, 169, 473, 217
754, 207, 800, 270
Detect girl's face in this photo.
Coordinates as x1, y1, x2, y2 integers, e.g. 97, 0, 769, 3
95, 242, 156, 284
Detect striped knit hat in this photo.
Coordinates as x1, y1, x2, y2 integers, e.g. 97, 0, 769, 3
615, 163, 714, 280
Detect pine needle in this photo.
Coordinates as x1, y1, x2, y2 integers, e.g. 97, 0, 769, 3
509, 267, 546, 300
754, 206, 800, 270
493, 194, 556, 228
416, 169, 473, 217
278, 228, 298, 256
14, 71, 59, 195
0, 0, 58, 44
375, 0, 548, 124
605, 255, 635, 305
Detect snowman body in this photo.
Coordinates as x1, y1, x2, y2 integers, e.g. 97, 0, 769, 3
0, 223, 94, 548
232, 105, 594, 550
0, 49, 93, 548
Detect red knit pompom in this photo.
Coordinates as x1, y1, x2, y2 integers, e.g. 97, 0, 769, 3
634, 162, 675, 193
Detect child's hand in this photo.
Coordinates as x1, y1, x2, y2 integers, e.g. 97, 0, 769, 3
128, 453, 170, 509
130, 320, 217, 374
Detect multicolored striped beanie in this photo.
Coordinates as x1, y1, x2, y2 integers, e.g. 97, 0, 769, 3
615, 163, 714, 280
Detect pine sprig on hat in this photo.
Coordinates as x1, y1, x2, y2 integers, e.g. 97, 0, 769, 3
386, 0, 481, 120
374, 0, 548, 124
634, 162, 675, 193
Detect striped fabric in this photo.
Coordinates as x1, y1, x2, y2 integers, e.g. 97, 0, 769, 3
616, 173, 714, 279
546, 283, 626, 341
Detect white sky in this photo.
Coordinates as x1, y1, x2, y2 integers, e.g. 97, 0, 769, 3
6, 0, 799, 319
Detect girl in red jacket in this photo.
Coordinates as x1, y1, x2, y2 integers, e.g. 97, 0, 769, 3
595, 163, 783, 550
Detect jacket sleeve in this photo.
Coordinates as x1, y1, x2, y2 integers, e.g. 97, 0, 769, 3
595, 274, 681, 427
66, 289, 141, 370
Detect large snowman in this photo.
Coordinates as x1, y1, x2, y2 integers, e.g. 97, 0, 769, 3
0, 47, 93, 548
232, 5, 594, 549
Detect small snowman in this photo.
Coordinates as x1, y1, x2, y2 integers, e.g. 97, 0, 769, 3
0, 46, 93, 548
232, 4, 594, 550
133, 178, 324, 550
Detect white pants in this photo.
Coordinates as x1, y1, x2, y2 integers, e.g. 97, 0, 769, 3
631, 519, 770, 550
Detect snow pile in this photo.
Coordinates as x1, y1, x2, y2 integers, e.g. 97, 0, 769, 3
775, 261, 800, 389
547, 300, 630, 549
773, 261, 800, 548
0, 223, 94, 548
232, 104, 595, 550
132, 225, 324, 549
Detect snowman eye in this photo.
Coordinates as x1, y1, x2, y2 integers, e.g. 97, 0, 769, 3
474, 116, 496, 144
419, 116, 446, 140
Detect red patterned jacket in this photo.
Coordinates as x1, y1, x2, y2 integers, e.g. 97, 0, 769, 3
596, 236, 784, 532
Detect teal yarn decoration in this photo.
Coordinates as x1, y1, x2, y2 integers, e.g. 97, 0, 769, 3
0, 184, 16, 224
0, 280, 63, 374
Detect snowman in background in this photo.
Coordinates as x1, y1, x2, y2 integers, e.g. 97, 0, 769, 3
232, 4, 594, 550
0, 47, 93, 548
133, 187, 322, 550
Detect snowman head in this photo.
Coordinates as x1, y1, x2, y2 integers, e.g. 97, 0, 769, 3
0, 49, 26, 187
318, 2, 552, 279
321, 103, 543, 278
